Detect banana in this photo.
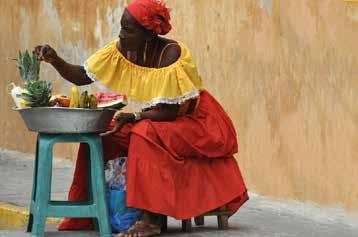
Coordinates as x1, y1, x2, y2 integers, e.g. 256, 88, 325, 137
89, 95, 98, 109
70, 87, 97, 109
70, 86, 80, 108
79, 92, 85, 108
79, 91, 90, 108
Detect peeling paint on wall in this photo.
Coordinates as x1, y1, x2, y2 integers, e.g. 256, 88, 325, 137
258, 0, 273, 15
347, 4, 358, 21
19, 7, 30, 49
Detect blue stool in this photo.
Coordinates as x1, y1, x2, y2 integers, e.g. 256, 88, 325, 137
27, 133, 112, 237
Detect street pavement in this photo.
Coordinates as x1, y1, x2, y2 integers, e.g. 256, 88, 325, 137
0, 149, 357, 237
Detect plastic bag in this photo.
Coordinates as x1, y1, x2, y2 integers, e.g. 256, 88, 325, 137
105, 157, 142, 233
105, 157, 127, 191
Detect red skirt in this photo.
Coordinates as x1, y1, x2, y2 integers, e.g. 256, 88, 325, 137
59, 90, 248, 230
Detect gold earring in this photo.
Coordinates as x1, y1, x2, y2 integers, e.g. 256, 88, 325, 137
144, 41, 148, 64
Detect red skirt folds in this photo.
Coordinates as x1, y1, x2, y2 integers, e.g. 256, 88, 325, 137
59, 90, 248, 230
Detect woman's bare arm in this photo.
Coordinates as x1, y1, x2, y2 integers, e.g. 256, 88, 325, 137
34, 44, 93, 86
51, 56, 93, 86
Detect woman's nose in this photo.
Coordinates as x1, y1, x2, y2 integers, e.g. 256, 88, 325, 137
119, 30, 125, 40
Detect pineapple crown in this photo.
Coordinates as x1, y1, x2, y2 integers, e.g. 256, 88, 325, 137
20, 80, 52, 107
17, 50, 41, 82
16, 50, 52, 107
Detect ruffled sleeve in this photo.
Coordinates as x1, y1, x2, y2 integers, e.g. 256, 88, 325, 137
84, 39, 205, 109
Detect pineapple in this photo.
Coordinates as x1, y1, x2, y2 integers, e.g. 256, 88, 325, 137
20, 80, 52, 107
17, 50, 52, 107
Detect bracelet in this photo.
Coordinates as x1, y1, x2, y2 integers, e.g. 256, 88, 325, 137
133, 112, 142, 122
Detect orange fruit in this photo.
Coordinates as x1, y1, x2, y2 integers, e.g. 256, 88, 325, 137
49, 94, 70, 107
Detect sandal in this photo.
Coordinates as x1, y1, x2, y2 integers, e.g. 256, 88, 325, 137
116, 221, 161, 237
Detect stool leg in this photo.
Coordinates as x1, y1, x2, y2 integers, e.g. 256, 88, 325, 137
194, 216, 205, 226
86, 144, 99, 231
217, 215, 229, 230
31, 138, 53, 237
181, 219, 192, 232
27, 138, 40, 233
159, 215, 168, 232
89, 137, 112, 237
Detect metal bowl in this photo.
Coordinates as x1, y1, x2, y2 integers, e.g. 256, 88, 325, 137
15, 107, 116, 134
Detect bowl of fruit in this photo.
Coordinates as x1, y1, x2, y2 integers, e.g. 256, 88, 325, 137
11, 50, 126, 134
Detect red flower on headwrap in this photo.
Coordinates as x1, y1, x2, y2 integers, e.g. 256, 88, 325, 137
127, 0, 172, 35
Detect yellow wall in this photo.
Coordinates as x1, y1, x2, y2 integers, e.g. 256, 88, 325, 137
0, 0, 357, 211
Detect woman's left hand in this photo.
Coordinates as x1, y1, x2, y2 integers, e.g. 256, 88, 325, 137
100, 112, 135, 136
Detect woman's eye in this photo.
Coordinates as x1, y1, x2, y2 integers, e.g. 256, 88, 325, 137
123, 28, 133, 33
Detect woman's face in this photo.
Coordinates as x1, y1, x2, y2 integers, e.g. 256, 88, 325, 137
119, 9, 147, 51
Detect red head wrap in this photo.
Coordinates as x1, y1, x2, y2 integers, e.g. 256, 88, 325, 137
126, 0, 172, 35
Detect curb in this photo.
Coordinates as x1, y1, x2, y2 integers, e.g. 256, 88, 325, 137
0, 202, 60, 230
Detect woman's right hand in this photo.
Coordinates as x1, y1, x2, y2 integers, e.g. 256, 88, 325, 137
33, 44, 92, 86
34, 44, 58, 64
100, 112, 135, 137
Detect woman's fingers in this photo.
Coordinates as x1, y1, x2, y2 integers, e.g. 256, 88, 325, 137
100, 129, 116, 137
114, 112, 135, 123
114, 111, 123, 120
34, 46, 44, 60
42, 47, 54, 62
39, 45, 46, 59
33, 44, 56, 63
40, 45, 52, 61
100, 121, 123, 137
34, 46, 42, 56
33, 45, 47, 60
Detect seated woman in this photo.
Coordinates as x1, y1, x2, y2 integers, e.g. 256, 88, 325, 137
34, 0, 249, 236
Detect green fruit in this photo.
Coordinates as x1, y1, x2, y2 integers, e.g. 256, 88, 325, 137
79, 91, 90, 108
89, 95, 98, 109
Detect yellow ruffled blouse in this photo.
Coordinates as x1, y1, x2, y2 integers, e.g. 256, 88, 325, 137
84, 39, 205, 109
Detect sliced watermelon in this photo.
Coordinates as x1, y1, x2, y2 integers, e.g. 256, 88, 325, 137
96, 92, 127, 110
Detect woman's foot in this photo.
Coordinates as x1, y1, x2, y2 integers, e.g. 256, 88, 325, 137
117, 220, 161, 237
117, 211, 161, 237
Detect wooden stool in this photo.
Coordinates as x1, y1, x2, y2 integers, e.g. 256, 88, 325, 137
27, 133, 112, 237
160, 206, 232, 232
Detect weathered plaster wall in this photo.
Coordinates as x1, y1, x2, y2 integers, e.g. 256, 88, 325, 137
0, 0, 357, 211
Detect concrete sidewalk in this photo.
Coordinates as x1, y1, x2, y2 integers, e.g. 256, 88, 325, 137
0, 149, 357, 237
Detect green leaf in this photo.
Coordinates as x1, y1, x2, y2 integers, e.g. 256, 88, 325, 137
18, 50, 41, 81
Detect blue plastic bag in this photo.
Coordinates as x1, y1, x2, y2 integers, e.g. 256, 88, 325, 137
105, 157, 142, 233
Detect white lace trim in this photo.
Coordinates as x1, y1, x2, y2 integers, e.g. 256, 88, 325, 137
128, 90, 200, 109
83, 63, 200, 110
83, 63, 98, 82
